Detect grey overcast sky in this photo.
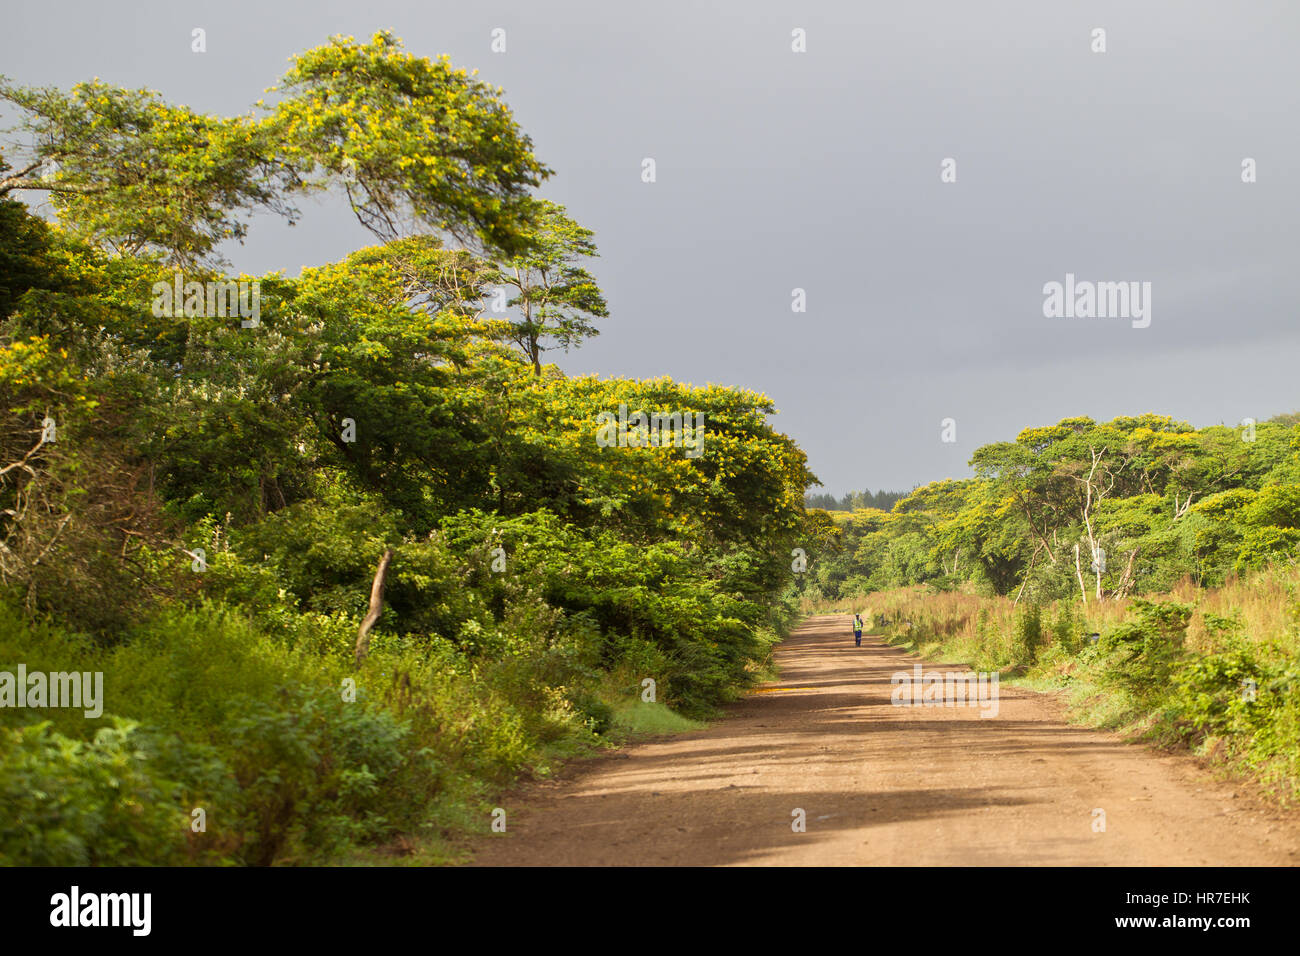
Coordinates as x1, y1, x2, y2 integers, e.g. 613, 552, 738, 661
3, 1, 1297, 496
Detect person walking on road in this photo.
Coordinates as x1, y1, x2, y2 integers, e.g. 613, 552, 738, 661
853, 612, 864, 647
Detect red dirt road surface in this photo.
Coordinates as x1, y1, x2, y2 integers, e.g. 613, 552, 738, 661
469, 614, 1300, 866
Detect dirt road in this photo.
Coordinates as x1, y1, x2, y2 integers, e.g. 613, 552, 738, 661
469, 615, 1300, 865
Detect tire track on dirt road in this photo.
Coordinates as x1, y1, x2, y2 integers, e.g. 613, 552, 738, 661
469, 614, 1300, 865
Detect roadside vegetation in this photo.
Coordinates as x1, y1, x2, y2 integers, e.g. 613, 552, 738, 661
800, 415, 1300, 803
0, 33, 809, 865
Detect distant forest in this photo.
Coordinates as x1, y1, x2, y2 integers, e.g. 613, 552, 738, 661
805, 488, 911, 512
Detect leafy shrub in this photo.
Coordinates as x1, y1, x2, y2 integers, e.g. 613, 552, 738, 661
1173, 638, 1272, 737
1098, 600, 1192, 705
1011, 604, 1043, 666
223, 683, 430, 865
1048, 601, 1081, 654
0, 719, 189, 865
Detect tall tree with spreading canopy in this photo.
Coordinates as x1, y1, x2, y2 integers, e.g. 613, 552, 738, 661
268, 31, 551, 259
1, 31, 552, 265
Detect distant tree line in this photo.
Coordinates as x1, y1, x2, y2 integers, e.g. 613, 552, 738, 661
798, 413, 1300, 604
805, 488, 911, 512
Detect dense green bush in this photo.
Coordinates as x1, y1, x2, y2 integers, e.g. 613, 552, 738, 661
223, 684, 430, 865
0, 720, 189, 866
1173, 638, 1272, 737
1010, 604, 1043, 666
1097, 600, 1192, 705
